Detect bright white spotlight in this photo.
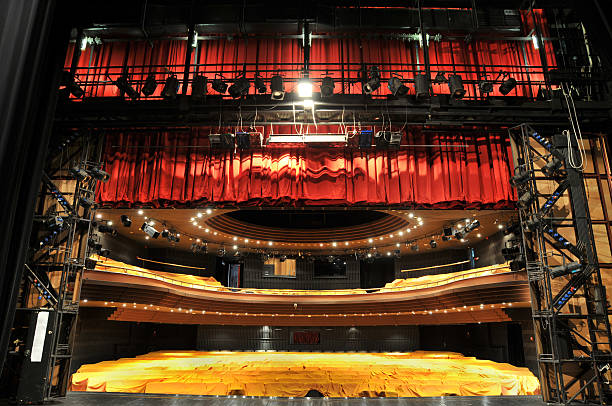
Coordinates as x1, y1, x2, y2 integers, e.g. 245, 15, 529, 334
297, 79, 313, 98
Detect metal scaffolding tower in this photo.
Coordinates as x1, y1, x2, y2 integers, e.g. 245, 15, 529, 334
509, 123, 612, 404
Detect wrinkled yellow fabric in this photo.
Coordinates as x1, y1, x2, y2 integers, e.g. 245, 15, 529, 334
70, 351, 539, 397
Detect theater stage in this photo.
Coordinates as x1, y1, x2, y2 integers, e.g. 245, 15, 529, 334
70, 351, 539, 398
13, 392, 546, 406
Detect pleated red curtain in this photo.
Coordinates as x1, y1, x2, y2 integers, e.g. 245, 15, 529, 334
97, 129, 516, 208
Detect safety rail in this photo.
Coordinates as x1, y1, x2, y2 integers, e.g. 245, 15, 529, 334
89, 262, 515, 296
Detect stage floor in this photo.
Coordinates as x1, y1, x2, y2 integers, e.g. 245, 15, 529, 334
21, 392, 547, 405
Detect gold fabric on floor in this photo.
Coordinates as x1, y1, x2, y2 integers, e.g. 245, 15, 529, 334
70, 351, 540, 397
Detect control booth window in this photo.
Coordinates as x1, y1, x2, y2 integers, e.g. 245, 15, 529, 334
263, 257, 296, 278
314, 258, 347, 277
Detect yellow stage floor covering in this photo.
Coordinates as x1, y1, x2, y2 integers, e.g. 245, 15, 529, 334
70, 351, 540, 397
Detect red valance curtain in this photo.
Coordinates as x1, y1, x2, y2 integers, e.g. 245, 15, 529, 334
97, 129, 516, 208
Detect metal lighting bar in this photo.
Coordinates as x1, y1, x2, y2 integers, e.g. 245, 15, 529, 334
268, 134, 348, 143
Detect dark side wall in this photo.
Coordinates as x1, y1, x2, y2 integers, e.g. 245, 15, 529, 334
71, 308, 197, 373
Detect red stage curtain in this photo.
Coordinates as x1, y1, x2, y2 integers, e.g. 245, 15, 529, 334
96, 129, 516, 208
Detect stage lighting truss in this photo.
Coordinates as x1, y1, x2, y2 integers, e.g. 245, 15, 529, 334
508, 122, 612, 405
42, 173, 77, 217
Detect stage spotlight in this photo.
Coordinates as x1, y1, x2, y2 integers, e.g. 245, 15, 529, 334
297, 78, 313, 98
79, 196, 95, 209
542, 157, 563, 178
70, 166, 88, 180
499, 75, 517, 95
96, 224, 117, 236
388, 76, 408, 96
359, 130, 373, 149
510, 168, 530, 187
455, 230, 466, 240
211, 76, 228, 94
448, 74, 466, 99
88, 167, 110, 182
465, 220, 480, 233
85, 258, 97, 270
228, 76, 250, 98
45, 215, 64, 229
61, 72, 85, 98
254, 75, 266, 93
414, 74, 430, 99
115, 76, 140, 100
502, 245, 521, 261
280, 255, 287, 262
191, 75, 207, 99
141, 73, 158, 96
363, 66, 381, 94
161, 75, 180, 98
120, 215, 132, 227
479, 80, 493, 94
321, 76, 335, 97
141, 222, 160, 239
517, 191, 535, 209
442, 235, 452, 241
550, 262, 581, 279
410, 244, 419, 252
430, 239, 437, 248
270, 75, 285, 100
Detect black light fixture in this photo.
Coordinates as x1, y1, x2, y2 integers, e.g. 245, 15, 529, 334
479, 80, 493, 94
191, 75, 207, 99
270, 74, 285, 100
550, 262, 581, 279
410, 243, 419, 252
161, 75, 180, 98
358, 130, 373, 149
388, 75, 408, 96
228, 76, 250, 98
320, 76, 335, 97
447, 74, 466, 99
510, 167, 530, 187
499, 72, 517, 95
211, 74, 228, 94
430, 239, 437, 248
363, 66, 381, 94
517, 191, 535, 209
61, 72, 85, 98
236, 132, 251, 149
254, 75, 266, 93
79, 196, 95, 209
115, 75, 140, 100
70, 166, 88, 180
542, 157, 562, 178
414, 74, 430, 99
96, 224, 117, 236
88, 166, 110, 182
141, 222, 160, 239
120, 215, 132, 227
141, 73, 158, 96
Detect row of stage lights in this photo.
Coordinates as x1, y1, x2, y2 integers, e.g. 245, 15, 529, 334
93, 209, 495, 260
62, 65, 519, 101
86, 300, 514, 318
